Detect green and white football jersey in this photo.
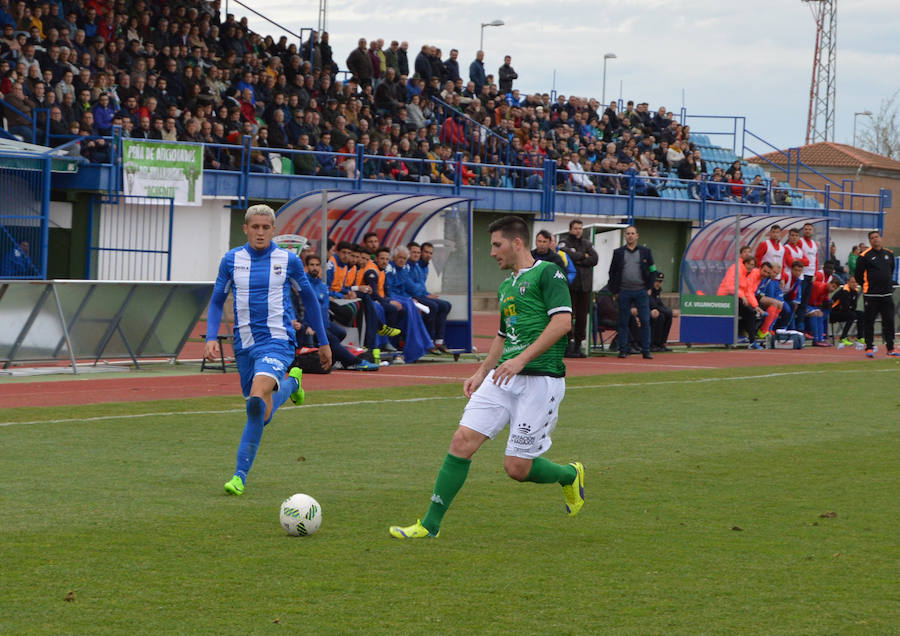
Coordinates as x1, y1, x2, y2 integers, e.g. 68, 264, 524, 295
497, 259, 572, 377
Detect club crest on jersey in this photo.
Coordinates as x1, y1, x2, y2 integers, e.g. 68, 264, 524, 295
519, 281, 530, 295
273, 264, 283, 276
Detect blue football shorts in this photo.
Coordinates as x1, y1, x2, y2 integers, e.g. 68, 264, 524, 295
235, 340, 295, 398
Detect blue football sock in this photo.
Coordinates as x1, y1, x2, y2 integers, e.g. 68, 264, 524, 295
264, 376, 298, 426
813, 315, 824, 341
234, 396, 266, 481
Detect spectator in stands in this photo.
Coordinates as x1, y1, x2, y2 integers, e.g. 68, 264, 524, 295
469, 49, 486, 95
726, 168, 745, 201
498, 55, 517, 95
91, 91, 115, 135
397, 41, 410, 76
444, 48, 460, 83
3, 82, 35, 141
346, 37, 373, 88
744, 175, 766, 204
566, 152, 596, 193
648, 271, 673, 352
608, 225, 656, 358
666, 140, 685, 169
315, 131, 340, 176
559, 219, 599, 357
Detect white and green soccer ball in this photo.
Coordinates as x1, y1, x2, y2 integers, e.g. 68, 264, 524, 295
279, 493, 322, 537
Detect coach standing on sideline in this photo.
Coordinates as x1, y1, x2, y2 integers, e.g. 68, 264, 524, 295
557, 219, 598, 357
854, 230, 898, 358
608, 225, 657, 359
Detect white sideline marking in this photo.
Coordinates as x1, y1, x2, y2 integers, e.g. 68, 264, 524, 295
0, 368, 895, 429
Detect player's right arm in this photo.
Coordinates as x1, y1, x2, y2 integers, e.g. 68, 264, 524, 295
204, 252, 232, 361
464, 334, 505, 398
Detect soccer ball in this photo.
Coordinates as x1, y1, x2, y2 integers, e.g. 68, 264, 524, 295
279, 493, 322, 537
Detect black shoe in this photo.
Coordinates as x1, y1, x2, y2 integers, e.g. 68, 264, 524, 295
660, 345, 673, 352
618, 352, 628, 359
642, 352, 654, 359
650, 345, 661, 352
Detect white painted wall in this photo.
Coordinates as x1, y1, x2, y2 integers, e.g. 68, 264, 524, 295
49, 201, 72, 229
170, 198, 231, 281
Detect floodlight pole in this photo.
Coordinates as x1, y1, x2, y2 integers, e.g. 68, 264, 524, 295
601, 53, 617, 106
480, 19, 505, 52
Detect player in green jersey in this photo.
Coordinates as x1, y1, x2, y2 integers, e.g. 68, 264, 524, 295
389, 216, 585, 539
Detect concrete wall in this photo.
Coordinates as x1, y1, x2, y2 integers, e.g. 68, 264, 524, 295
170, 198, 232, 281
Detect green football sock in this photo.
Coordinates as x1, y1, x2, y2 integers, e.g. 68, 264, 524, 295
525, 457, 577, 485
421, 453, 471, 534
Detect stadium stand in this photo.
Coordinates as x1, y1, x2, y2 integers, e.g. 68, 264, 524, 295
0, 0, 823, 209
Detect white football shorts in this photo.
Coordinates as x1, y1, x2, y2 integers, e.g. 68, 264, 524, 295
459, 369, 566, 459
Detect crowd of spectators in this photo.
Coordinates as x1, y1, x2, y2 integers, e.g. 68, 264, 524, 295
0, 0, 776, 204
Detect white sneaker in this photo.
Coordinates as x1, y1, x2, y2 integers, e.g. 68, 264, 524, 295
391, 355, 405, 365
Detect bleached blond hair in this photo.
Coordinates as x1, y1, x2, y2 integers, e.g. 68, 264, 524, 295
244, 204, 276, 224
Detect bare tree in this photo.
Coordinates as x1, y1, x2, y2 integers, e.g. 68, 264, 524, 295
857, 90, 900, 159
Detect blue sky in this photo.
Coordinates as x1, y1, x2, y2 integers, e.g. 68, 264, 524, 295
243, 0, 899, 154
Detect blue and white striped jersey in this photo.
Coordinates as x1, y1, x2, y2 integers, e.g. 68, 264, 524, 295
208, 242, 316, 352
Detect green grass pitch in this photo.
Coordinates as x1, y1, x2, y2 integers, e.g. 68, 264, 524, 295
1, 361, 898, 634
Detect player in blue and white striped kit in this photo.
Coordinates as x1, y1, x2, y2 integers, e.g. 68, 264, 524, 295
204, 205, 332, 496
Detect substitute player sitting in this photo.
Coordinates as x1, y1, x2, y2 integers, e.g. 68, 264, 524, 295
205, 205, 332, 496
389, 215, 584, 539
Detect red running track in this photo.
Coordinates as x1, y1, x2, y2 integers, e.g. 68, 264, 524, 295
0, 347, 871, 409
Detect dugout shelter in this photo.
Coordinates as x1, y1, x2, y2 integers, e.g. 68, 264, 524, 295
274, 190, 474, 351
680, 214, 832, 346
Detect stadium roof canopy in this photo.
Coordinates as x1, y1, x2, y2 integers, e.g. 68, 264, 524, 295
274, 190, 472, 248
684, 214, 832, 263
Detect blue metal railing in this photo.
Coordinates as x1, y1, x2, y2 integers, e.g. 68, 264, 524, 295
18, 130, 887, 232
